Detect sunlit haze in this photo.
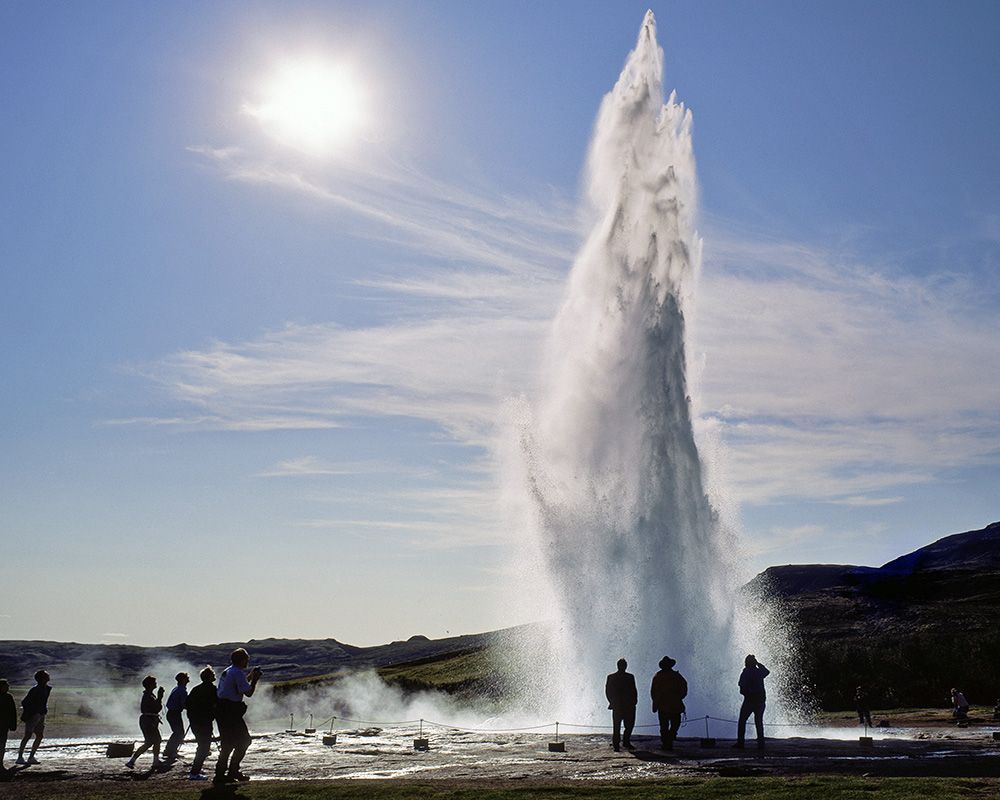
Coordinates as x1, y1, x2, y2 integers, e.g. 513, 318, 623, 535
1, 1, 998, 648
245, 58, 365, 154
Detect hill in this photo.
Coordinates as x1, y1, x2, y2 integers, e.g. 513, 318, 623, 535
751, 521, 1000, 709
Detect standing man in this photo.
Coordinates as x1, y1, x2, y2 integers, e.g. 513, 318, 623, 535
604, 659, 638, 751
214, 648, 261, 785
734, 654, 769, 749
186, 666, 218, 780
855, 685, 873, 728
162, 672, 190, 763
17, 670, 51, 765
650, 656, 688, 750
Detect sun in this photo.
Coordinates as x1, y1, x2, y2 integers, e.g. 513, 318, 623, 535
245, 58, 365, 155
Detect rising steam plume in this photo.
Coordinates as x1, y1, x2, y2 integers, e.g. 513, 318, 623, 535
503, 11, 793, 725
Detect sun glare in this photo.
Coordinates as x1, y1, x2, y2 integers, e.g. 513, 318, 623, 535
246, 58, 365, 155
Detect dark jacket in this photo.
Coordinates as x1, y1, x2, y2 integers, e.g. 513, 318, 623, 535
1, 693, 17, 731
738, 664, 770, 702
140, 689, 162, 716
650, 669, 688, 714
21, 685, 52, 720
605, 670, 638, 710
186, 682, 218, 725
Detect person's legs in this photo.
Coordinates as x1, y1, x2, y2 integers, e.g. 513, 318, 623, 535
735, 700, 751, 746
1, 729, 8, 770
18, 715, 38, 759
666, 713, 681, 748
163, 710, 184, 760
753, 702, 765, 746
657, 710, 670, 748
24, 717, 44, 762
190, 722, 212, 774
611, 710, 622, 750
227, 719, 252, 778
214, 711, 235, 780
622, 707, 635, 748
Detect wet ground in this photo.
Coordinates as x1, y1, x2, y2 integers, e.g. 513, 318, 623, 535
5, 721, 1000, 785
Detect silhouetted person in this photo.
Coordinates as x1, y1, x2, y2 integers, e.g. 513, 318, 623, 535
993, 698, 1000, 721
186, 666, 218, 780
16, 669, 50, 765
650, 656, 688, 750
126, 675, 164, 770
605, 658, 638, 751
214, 647, 261, 785
0, 679, 16, 774
951, 688, 969, 720
855, 685, 872, 727
162, 671, 189, 762
734, 654, 769, 749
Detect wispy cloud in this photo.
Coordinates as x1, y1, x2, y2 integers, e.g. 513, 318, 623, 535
124, 142, 1000, 545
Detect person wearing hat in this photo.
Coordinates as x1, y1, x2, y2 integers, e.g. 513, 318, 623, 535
605, 659, 638, 751
734, 654, 769, 749
650, 656, 687, 750
16, 669, 51, 765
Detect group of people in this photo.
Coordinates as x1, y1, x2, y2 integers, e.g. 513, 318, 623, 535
124, 647, 262, 784
0, 670, 51, 774
605, 654, 770, 751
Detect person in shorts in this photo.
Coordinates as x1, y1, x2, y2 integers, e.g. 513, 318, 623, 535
17, 670, 51, 765
125, 675, 165, 770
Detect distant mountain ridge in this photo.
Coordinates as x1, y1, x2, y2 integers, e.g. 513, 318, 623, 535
2, 523, 997, 710
753, 521, 1000, 709
0, 628, 515, 687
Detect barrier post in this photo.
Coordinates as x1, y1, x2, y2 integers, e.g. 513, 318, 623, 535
414, 718, 429, 751
548, 721, 565, 752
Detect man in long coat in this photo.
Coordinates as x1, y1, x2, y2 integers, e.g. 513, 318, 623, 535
605, 659, 638, 751
650, 656, 688, 750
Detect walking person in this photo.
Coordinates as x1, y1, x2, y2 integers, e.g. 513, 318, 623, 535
734, 654, 769, 749
16, 669, 51, 765
0, 680, 17, 775
186, 666, 218, 780
605, 659, 638, 751
214, 648, 262, 785
650, 656, 688, 750
162, 672, 190, 763
855, 685, 873, 728
125, 675, 165, 770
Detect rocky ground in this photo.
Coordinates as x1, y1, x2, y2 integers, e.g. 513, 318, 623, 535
3, 717, 999, 791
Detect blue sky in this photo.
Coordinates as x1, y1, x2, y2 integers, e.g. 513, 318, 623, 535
2, 1, 999, 647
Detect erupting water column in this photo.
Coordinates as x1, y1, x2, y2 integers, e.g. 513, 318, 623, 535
509, 12, 770, 724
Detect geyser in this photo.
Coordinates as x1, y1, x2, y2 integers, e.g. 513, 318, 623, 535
506, 12, 787, 724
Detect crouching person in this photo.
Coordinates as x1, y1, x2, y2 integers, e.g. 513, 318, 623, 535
186, 666, 218, 780
214, 648, 261, 785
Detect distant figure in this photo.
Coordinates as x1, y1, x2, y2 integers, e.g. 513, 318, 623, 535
855, 685, 873, 727
186, 666, 218, 781
16, 669, 51, 765
993, 698, 1000, 721
214, 648, 262, 785
0, 679, 17, 773
734, 654, 769, 749
126, 675, 165, 770
162, 672, 190, 762
605, 659, 638, 751
951, 688, 969, 720
650, 656, 688, 750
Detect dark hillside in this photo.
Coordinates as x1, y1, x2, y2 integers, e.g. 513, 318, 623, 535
755, 521, 1000, 710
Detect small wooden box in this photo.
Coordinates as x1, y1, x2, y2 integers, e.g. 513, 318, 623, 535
413, 738, 429, 751
859, 736, 874, 747
699, 737, 716, 747
323, 734, 338, 746
548, 741, 565, 752
106, 742, 135, 758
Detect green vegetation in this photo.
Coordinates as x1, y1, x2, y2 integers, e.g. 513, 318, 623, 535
271, 648, 507, 700
3, 777, 1000, 800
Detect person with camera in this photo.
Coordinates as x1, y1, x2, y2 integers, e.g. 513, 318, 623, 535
214, 648, 261, 785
